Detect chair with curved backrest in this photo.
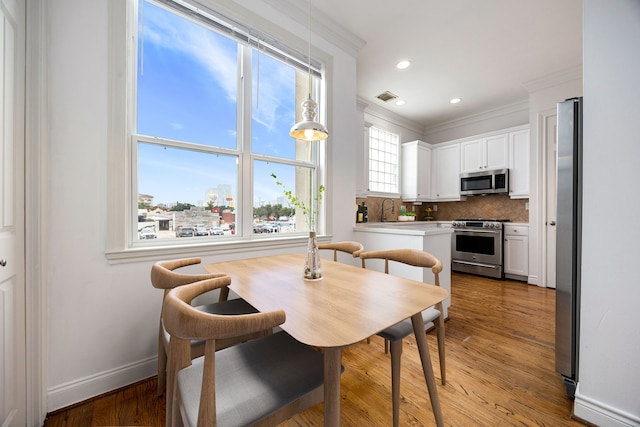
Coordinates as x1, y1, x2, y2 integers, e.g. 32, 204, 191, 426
151, 257, 268, 397
163, 276, 326, 427
318, 241, 364, 261
359, 248, 446, 427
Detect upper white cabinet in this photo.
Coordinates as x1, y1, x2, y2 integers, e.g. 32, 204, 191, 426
460, 134, 508, 173
508, 128, 530, 198
398, 125, 529, 203
402, 141, 432, 201
432, 143, 461, 200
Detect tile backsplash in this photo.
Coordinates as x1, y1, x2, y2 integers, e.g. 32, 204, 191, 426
356, 194, 528, 223
354, 197, 403, 223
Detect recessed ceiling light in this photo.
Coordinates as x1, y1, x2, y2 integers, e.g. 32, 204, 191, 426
450, 97, 462, 104
395, 99, 406, 106
396, 60, 411, 69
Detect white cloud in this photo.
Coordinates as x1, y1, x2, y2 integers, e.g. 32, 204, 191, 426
142, 4, 293, 133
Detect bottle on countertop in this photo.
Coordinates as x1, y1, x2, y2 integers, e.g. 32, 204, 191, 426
362, 202, 368, 223
356, 203, 364, 223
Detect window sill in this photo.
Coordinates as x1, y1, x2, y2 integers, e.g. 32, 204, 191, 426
105, 234, 332, 264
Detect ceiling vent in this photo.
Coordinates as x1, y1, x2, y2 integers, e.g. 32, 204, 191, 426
376, 91, 399, 102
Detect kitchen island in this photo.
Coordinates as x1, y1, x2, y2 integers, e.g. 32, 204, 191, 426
353, 222, 452, 317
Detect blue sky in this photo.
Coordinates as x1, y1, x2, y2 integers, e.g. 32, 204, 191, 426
136, 0, 301, 207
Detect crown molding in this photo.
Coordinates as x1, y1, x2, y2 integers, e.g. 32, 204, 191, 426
263, 0, 365, 58
523, 64, 583, 93
356, 98, 368, 113
423, 98, 530, 136
359, 96, 425, 135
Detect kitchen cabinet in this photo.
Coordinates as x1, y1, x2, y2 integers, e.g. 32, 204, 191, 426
401, 141, 431, 201
460, 134, 508, 173
432, 143, 461, 200
508, 128, 530, 198
504, 224, 529, 281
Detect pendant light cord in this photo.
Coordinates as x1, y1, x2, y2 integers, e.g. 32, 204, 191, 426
307, 0, 312, 99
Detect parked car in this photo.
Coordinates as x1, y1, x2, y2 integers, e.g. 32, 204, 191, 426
175, 226, 194, 237
139, 228, 157, 239
194, 226, 209, 236
209, 227, 224, 236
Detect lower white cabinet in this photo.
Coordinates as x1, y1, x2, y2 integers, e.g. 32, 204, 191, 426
504, 224, 529, 281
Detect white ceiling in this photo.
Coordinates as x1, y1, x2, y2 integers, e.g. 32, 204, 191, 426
273, 0, 583, 128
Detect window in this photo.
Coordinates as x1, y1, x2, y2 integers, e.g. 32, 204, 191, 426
368, 126, 399, 193
120, 0, 326, 252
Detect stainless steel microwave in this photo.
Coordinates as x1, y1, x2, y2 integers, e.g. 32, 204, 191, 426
460, 169, 509, 195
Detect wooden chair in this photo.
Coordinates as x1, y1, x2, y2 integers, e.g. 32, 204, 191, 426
359, 248, 446, 427
163, 276, 326, 427
151, 257, 268, 397
318, 241, 364, 261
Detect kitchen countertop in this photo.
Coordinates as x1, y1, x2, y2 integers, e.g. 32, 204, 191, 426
354, 221, 453, 236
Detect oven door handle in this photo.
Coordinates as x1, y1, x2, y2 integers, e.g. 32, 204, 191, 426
453, 228, 501, 234
452, 260, 500, 269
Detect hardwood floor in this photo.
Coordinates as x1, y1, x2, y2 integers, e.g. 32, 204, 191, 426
44, 273, 587, 426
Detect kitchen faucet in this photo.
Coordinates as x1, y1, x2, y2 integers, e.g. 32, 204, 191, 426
381, 198, 395, 222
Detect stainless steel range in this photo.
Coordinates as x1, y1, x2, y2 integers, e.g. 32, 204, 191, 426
451, 219, 510, 279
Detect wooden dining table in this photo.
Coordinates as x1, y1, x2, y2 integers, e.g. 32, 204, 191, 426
205, 253, 449, 426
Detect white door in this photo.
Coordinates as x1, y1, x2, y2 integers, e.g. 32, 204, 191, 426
544, 112, 558, 289
0, 0, 26, 425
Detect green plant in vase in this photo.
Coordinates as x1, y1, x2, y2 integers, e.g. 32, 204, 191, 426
271, 173, 324, 230
271, 173, 325, 280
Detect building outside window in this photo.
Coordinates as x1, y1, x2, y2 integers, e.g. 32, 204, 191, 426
368, 126, 399, 194
130, 0, 326, 245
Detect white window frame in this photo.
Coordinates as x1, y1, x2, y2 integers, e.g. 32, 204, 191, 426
367, 126, 400, 196
105, 0, 331, 263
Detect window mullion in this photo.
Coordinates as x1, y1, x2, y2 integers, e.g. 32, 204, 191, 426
239, 45, 253, 237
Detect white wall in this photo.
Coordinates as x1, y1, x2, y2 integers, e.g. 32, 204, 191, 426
44, 0, 358, 411
574, 1, 640, 425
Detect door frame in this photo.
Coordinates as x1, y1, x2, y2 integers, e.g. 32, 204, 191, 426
538, 107, 558, 289
25, 0, 48, 424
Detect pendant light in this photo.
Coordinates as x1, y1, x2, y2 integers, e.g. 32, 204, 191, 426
289, 0, 329, 141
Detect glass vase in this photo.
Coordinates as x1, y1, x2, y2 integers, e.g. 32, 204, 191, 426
304, 231, 322, 280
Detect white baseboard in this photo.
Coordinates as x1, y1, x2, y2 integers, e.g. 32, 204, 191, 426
47, 357, 157, 412
574, 385, 640, 427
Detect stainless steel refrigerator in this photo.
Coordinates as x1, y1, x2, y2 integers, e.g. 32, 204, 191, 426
555, 97, 583, 398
